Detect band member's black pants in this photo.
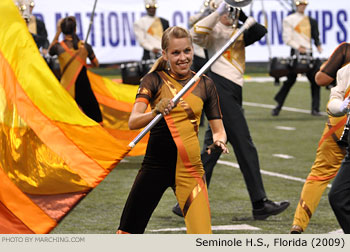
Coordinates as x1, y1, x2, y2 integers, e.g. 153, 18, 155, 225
201, 71, 266, 204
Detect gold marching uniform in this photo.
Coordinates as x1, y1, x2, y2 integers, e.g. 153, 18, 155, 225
117, 71, 222, 233
49, 40, 102, 123
291, 43, 350, 233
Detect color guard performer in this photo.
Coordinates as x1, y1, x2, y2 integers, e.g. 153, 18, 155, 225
117, 26, 228, 234
290, 42, 350, 234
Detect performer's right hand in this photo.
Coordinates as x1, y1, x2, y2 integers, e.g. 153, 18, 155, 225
152, 98, 175, 116
340, 97, 350, 114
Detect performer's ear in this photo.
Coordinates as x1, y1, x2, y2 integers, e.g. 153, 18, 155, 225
162, 50, 167, 61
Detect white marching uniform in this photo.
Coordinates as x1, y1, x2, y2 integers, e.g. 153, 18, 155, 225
283, 12, 312, 51
192, 11, 245, 86
134, 15, 165, 56
328, 64, 350, 116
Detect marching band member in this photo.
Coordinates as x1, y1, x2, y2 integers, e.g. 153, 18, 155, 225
290, 42, 350, 234
133, 0, 169, 61
327, 63, 350, 234
15, 0, 49, 54
27, 0, 49, 55
117, 26, 228, 234
271, 0, 322, 116
186, 0, 290, 220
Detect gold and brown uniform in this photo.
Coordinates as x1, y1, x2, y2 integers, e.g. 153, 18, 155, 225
49, 40, 102, 123
117, 71, 221, 234
291, 43, 350, 232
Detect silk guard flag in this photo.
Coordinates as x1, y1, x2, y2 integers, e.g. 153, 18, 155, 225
87, 71, 149, 156
0, 0, 145, 233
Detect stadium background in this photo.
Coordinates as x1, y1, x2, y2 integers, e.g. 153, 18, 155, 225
33, 0, 348, 63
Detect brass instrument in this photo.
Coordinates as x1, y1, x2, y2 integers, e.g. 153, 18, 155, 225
224, 0, 253, 28
224, 0, 252, 8
14, 0, 31, 23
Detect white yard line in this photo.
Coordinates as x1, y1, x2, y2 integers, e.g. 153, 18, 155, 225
328, 229, 344, 234
272, 154, 295, 159
217, 160, 331, 189
243, 101, 328, 115
275, 126, 296, 131
150, 224, 260, 233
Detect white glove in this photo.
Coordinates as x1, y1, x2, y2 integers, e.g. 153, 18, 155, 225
340, 96, 350, 114
216, 1, 227, 16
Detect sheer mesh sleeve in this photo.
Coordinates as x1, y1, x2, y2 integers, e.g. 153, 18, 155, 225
85, 43, 97, 61
48, 42, 61, 56
135, 72, 161, 104
202, 75, 222, 120
322, 43, 350, 78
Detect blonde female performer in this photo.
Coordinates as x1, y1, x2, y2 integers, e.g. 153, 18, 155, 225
117, 26, 228, 234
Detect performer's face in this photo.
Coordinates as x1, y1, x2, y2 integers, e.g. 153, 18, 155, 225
163, 37, 193, 78
146, 6, 156, 17
296, 3, 307, 13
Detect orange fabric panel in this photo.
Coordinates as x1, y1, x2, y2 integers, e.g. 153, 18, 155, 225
0, 202, 34, 234
0, 166, 56, 234
306, 173, 337, 182
87, 71, 114, 96
95, 92, 134, 112
27, 192, 88, 222
135, 97, 149, 105
165, 114, 207, 191
54, 121, 131, 186
104, 128, 149, 156
318, 117, 346, 147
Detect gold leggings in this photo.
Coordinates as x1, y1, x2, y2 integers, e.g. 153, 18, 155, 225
292, 117, 345, 231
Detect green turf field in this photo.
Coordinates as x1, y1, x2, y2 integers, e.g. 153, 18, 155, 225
52, 74, 341, 234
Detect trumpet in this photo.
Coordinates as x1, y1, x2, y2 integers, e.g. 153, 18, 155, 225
337, 111, 350, 147
224, 0, 252, 28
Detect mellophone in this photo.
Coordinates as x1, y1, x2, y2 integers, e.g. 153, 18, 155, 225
269, 54, 324, 78
121, 59, 157, 85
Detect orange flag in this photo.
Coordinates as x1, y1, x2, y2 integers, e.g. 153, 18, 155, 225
87, 71, 149, 156
0, 0, 139, 233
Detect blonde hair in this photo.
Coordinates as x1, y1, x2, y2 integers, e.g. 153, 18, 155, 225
148, 26, 193, 73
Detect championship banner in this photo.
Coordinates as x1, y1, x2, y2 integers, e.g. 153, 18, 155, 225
0, 0, 143, 234
31, 0, 350, 63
